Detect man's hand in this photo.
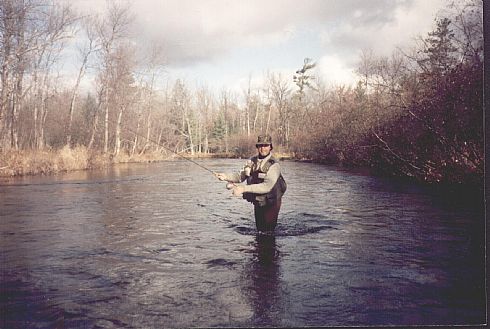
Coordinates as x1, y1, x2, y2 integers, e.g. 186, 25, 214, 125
232, 185, 245, 196
214, 173, 227, 181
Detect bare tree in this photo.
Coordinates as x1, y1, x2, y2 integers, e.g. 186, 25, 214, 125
356, 49, 376, 92
444, 0, 483, 61
216, 90, 228, 153
136, 44, 165, 155
67, 15, 99, 147
111, 44, 137, 157
243, 75, 254, 136
0, 0, 75, 150
0, 0, 28, 149
171, 79, 195, 154
36, 3, 75, 150
267, 72, 291, 147
195, 86, 214, 154
95, 0, 133, 154
87, 79, 105, 150
261, 84, 273, 134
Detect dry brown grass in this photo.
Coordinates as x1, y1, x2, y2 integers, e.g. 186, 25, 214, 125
0, 146, 178, 177
0, 147, 290, 177
0, 146, 112, 177
56, 145, 89, 171
114, 150, 169, 163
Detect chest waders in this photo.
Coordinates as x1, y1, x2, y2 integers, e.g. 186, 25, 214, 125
243, 156, 287, 232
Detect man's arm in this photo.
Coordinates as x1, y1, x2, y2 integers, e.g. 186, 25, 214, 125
215, 160, 251, 183
242, 163, 280, 194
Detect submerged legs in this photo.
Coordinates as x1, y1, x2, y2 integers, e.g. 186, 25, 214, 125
254, 199, 282, 232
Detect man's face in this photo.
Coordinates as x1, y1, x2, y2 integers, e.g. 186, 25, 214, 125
257, 144, 271, 157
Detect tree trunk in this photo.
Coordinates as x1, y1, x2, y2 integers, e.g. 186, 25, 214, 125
186, 116, 195, 155
0, 65, 11, 149
246, 105, 250, 137
156, 127, 163, 153
67, 55, 89, 146
88, 97, 102, 150
253, 102, 259, 132
197, 120, 202, 153
139, 102, 151, 156
224, 124, 228, 153
266, 104, 272, 134
132, 113, 141, 157
104, 95, 109, 154
87, 113, 99, 150
10, 94, 18, 149
66, 91, 77, 147
113, 106, 125, 157
39, 95, 49, 150
140, 76, 155, 155
10, 71, 24, 150
33, 104, 38, 148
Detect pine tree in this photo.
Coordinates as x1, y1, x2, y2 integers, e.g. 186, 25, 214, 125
422, 17, 458, 76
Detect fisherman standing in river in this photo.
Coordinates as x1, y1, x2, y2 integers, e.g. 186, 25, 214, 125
215, 135, 287, 233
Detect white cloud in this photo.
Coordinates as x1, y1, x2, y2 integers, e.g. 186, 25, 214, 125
70, 0, 422, 66
320, 0, 446, 56
315, 0, 448, 85
65, 0, 450, 91
317, 55, 357, 87
213, 68, 296, 99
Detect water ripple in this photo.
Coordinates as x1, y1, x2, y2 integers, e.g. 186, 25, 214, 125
0, 159, 485, 328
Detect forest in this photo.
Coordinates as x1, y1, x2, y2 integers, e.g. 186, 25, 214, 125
0, 0, 483, 184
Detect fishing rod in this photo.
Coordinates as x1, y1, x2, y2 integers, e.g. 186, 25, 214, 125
29, 107, 219, 176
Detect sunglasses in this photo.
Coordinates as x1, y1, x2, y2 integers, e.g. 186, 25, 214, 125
256, 144, 271, 148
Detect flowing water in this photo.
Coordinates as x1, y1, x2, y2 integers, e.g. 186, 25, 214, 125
0, 159, 486, 328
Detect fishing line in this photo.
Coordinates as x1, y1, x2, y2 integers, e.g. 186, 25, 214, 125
114, 121, 216, 175
6, 109, 218, 176
0, 177, 145, 187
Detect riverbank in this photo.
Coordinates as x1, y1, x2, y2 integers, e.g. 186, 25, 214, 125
1, 147, 481, 189
0, 147, 295, 177
0, 146, 165, 177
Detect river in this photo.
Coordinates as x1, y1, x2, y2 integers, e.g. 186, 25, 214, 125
0, 159, 486, 328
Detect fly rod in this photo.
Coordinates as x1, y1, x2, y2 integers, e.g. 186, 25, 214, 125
48, 108, 218, 176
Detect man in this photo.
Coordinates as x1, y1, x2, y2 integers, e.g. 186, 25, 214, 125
215, 135, 286, 232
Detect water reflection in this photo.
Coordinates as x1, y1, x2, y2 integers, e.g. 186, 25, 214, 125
242, 234, 287, 327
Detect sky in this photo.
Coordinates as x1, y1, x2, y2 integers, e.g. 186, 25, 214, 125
69, 0, 449, 94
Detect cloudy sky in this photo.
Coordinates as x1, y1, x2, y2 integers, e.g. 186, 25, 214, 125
71, 0, 448, 93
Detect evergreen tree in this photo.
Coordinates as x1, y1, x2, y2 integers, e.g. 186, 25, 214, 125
420, 17, 458, 76
211, 112, 227, 152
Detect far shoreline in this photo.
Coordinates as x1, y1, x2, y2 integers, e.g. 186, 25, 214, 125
0, 147, 482, 190
0, 147, 296, 178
